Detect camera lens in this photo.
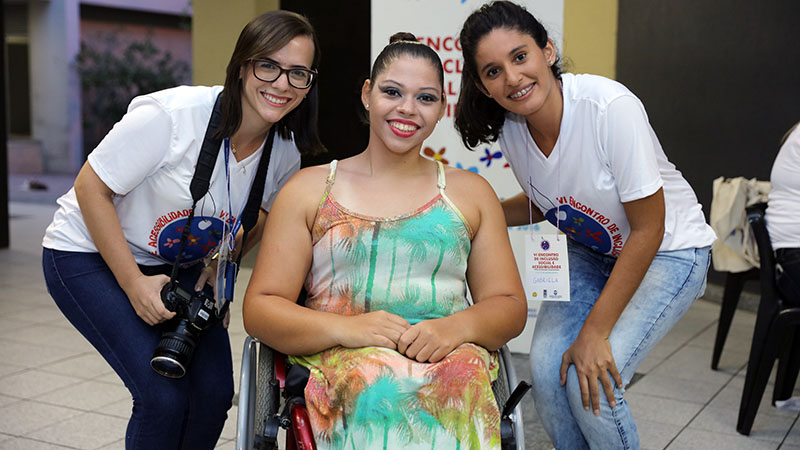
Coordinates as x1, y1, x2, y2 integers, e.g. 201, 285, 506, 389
150, 322, 198, 378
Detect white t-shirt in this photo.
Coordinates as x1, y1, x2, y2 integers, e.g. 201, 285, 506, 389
43, 85, 301, 266
766, 125, 800, 250
498, 73, 716, 256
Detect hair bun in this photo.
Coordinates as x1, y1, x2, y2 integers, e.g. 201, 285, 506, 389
389, 32, 418, 44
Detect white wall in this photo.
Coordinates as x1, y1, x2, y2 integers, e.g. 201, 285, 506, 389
25, 0, 193, 174
28, 0, 83, 174
81, 0, 192, 16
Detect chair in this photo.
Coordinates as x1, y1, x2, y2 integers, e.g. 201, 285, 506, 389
709, 176, 770, 370
711, 268, 759, 370
736, 203, 800, 435
236, 337, 532, 449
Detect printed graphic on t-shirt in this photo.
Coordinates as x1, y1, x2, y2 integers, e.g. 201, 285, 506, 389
545, 196, 625, 257
148, 209, 228, 263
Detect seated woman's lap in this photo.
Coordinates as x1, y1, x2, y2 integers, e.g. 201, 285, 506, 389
298, 343, 500, 448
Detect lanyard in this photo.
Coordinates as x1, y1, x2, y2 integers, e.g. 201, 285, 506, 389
223, 138, 245, 251
526, 134, 562, 241
526, 80, 564, 240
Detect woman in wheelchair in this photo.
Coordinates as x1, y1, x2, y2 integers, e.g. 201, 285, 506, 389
243, 32, 527, 449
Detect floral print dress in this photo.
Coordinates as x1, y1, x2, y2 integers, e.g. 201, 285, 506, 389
289, 161, 501, 450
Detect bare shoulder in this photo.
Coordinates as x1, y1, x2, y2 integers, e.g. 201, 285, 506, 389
279, 164, 329, 196
271, 164, 332, 221
442, 166, 502, 233
443, 166, 500, 202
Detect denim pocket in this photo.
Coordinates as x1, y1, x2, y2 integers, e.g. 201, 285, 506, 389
50, 250, 111, 280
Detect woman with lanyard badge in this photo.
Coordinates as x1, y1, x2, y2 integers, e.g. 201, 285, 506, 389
454, 2, 716, 449
41, 11, 324, 449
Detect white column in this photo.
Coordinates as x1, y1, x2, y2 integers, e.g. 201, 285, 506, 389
28, 0, 83, 174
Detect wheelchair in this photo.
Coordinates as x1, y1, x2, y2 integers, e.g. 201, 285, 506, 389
236, 336, 531, 450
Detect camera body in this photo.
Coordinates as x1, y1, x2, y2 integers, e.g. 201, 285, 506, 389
150, 281, 222, 378
161, 281, 217, 330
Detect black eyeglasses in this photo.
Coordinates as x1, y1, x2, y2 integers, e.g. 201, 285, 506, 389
249, 58, 317, 89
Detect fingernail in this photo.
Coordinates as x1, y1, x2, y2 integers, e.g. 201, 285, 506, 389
584, 406, 590, 411
610, 401, 616, 408
594, 409, 600, 416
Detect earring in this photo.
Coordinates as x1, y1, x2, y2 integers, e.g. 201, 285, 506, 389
365, 103, 370, 109
549, 60, 554, 66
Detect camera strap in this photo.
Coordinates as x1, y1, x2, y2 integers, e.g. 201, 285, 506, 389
167, 92, 275, 303
235, 128, 275, 264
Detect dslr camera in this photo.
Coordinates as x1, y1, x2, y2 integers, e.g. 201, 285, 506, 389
150, 281, 225, 378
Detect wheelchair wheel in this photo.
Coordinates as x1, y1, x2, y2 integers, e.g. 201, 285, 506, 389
493, 348, 512, 409
237, 337, 281, 450
255, 342, 278, 437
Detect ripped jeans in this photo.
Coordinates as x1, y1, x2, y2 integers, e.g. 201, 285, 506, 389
530, 242, 710, 449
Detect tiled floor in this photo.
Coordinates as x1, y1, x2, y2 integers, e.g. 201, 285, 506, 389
1, 199, 799, 449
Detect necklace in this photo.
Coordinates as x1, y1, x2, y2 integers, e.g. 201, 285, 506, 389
231, 132, 268, 160
231, 140, 256, 156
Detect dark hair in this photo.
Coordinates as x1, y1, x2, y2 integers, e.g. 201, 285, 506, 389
215, 10, 325, 156
455, 1, 562, 149
369, 32, 444, 90
781, 120, 800, 146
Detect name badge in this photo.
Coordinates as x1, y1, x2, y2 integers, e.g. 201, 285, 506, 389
214, 226, 238, 313
525, 232, 570, 302
215, 259, 238, 310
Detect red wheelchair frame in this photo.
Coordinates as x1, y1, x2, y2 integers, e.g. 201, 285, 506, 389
235, 336, 531, 450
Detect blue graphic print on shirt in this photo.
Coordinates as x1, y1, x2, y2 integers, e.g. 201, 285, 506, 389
545, 205, 613, 254
157, 216, 224, 263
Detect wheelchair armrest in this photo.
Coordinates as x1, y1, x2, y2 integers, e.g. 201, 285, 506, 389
502, 381, 532, 419
500, 381, 532, 450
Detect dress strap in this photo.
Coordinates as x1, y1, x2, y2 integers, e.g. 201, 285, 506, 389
436, 161, 446, 191
316, 160, 339, 213
436, 160, 475, 239
327, 160, 339, 185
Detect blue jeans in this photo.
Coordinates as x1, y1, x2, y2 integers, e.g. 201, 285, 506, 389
529, 242, 711, 450
42, 248, 234, 450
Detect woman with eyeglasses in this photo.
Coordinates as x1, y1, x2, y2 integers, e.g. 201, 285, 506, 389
41, 11, 324, 449
454, 2, 716, 448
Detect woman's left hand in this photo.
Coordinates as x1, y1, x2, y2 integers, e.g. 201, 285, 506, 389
398, 317, 464, 363
195, 260, 218, 292
559, 330, 624, 416
196, 262, 233, 328
195, 261, 231, 328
